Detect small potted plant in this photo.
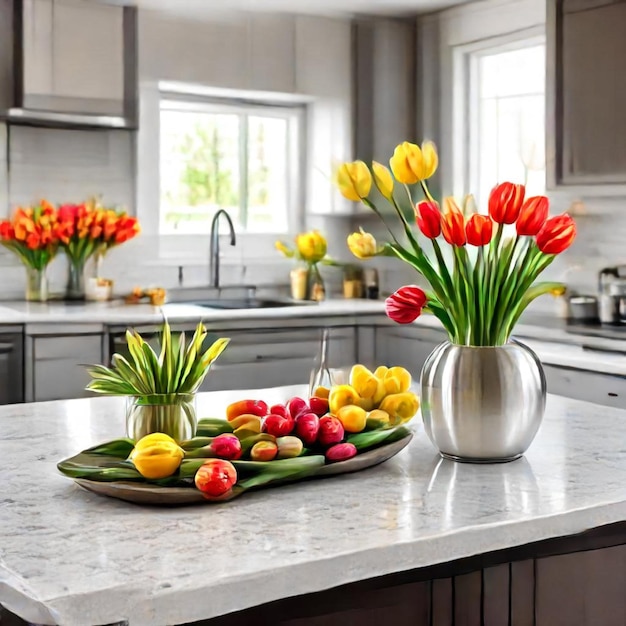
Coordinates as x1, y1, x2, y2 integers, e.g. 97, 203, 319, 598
86, 320, 229, 442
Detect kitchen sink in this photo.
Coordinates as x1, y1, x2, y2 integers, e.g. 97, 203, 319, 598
189, 298, 312, 310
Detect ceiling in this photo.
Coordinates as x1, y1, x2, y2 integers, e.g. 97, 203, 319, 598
102, 0, 474, 18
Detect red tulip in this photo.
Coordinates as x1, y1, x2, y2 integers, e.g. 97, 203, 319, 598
488, 182, 525, 224
325, 442, 357, 463
385, 285, 427, 324
210, 434, 242, 461
317, 416, 345, 447
415, 201, 441, 239
263, 413, 294, 437
536, 214, 576, 255
465, 214, 493, 246
441, 198, 466, 246
294, 412, 320, 445
516, 196, 549, 236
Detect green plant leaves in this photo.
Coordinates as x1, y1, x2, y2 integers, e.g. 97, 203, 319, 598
86, 319, 230, 396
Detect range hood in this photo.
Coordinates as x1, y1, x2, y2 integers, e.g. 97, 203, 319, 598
0, 0, 138, 130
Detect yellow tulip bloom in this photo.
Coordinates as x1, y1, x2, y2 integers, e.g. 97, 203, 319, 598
347, 228, 378, 259
372, 161, 394, 200
296, 230, 327, 263
336, 161, 372, 201
389, 141, 438, 184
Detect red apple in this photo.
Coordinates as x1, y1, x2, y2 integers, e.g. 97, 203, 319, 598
325, 442, 357, 463
294, 412, 320, 446
317, 416, 344, 446
309, 396, 329, 417
194, 459, 237, 497
287, 397, 309, 419
263, 413, 294, 437
210, 434, 242, 460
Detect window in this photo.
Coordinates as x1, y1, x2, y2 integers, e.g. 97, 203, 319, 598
159, 98, 303, 235
467, 38, 546, 208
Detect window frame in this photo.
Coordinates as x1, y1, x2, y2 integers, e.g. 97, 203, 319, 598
159, 93, 305, 237
452, 27, 545, 205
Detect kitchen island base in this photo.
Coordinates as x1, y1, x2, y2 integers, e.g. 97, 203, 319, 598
2, 522, 624, 626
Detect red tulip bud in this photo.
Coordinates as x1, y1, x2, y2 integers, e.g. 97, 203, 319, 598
415, 201, 441, 239
465, 214, 493, 246
317, 416, 345, 446
226, 399, 268, 421
269, 404, 289, 419
194, 459, 237, 497
385, 285, 427, 325
488, 182, 525, 224
441, 198, 466, 246
516, 196, 549, 236
210, 434, 242, 461
325, 442, 357, 463
287, 397, 309, 419
536, 214, 576, 255
263, 413, 295, 437
309, 396, 329, 417
294, 412, 320, 445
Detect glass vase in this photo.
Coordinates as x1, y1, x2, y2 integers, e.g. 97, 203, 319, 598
66, 259, 86, 300
126, 393, 197, 443
25, 267, 48, 302
307, 264, 326, 302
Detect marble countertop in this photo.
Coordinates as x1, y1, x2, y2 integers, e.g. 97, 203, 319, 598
2, 386, 626, 626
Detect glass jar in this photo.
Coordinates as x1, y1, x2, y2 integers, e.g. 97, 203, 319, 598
290, 264, 309, 300
308, 264, 325, 302
126, 393, 197, 443
25, 267, 48, 302
66, 259, 86, 300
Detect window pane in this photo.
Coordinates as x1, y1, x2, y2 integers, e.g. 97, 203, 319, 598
160, 109, 240, 234
473, 42, 546, 208
247, 116, 289, 234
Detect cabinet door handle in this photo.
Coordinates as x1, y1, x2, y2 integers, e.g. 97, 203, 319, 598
0, 343, 14, 354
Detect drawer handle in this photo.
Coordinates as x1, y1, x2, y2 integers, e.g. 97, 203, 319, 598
608, 392, 618, 397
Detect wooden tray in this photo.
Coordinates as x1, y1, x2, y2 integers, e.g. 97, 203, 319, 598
65, 432, 413, 506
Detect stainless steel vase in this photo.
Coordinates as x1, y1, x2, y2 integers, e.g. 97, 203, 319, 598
420, 341, 546, 463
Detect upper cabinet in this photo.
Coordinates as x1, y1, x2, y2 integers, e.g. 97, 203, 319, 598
354, 18, 416, 164
0, 0, 138, 128
547, 0, 626, 187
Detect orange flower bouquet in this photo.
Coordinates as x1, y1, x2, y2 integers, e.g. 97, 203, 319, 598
0, 201, 60, 301
56, 199, 140, 299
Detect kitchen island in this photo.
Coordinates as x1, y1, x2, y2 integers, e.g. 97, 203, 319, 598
1, 386, 626, 626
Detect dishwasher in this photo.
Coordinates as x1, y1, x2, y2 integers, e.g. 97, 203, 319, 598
0, 326, 24, 404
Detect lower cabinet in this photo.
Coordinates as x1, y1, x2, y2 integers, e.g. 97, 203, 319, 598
200, 326, 357, 392
374, 325, 446, 382
26, 331, 104, 402
542, 364, 626, 410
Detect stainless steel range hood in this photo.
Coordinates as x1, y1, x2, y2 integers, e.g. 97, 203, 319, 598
0, 0, 138, 130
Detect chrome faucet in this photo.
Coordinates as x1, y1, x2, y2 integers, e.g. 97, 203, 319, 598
209, 209, 237, 289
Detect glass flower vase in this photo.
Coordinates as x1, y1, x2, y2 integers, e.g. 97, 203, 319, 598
307, 264, 326, 302
66, 259, 86, 300
126, 393, 197, 443
25, 267, 48, 302
290, 263, 309, 300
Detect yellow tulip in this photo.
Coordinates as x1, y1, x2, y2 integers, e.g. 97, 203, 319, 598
329, 384, 362, 416
349, 364, 379, 399
336, 405, 368, 433
378, 392, 420, 426
275, 241, 294, 258
336, 161, 372, 201
296, 230, 327, 263
389, 141, 438, 184
347, 228, 377, 260
372, 161, 394, 200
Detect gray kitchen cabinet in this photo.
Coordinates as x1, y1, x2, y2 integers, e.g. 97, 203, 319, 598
200, 326, 357, 392
375, 325, 446, 382
21, 0, 54, 99
354, 18, 416, 164
542, 363, 626, 409
295, 15, 353, 215
25, 329, 104, 402
248, 15, 296, 93
547, 0, 626, 187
